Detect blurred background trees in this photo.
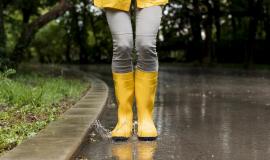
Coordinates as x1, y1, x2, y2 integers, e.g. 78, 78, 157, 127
160, 0, 270, 67
0, 0, 270, 70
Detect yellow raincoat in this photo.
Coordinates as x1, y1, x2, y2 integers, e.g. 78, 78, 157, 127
93, 0, 169, 12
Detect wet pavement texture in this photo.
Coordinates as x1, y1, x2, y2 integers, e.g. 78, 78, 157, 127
73, 65, 270, 160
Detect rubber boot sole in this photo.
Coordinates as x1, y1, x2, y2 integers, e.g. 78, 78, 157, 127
138, 137, 157, 141
112, 137, 129, 142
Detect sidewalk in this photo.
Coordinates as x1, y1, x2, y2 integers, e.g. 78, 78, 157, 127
0, 74, 109, 160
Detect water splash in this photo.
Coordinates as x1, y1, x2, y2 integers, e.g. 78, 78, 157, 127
90, 120, 139, 140
91, 120, 111, 140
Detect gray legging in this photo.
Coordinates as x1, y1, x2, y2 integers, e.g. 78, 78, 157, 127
105, 5, 163, 73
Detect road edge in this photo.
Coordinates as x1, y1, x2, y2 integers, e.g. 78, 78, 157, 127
0, 74, 109, 160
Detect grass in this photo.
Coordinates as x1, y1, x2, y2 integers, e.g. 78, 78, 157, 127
0, 68, 89, 155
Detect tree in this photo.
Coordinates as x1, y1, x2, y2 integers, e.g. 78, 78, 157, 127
245, 0, 263, 68
10, 0, 72, 67
0, 1, 6, 54
189, 0, 203, 62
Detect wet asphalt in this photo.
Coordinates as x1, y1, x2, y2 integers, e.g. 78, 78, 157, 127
72, 64, 270, 160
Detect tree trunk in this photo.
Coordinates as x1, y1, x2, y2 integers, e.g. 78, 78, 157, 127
0, 1, 6, 53
265, 5, 270, 42
65, 34, 72, 63
10, 0, 72, 67
73, 0, 89, 64
213, 0, 221, 42
245, 0, 263, 68
73, 13, 88, 64
231, 17, 237, 40
202, 0, 214, 65
22, 9, 31, 24
79, 5, 89, 64
189, 0, 202, 62
88, 13, 101, 62
212, 0, 220, 64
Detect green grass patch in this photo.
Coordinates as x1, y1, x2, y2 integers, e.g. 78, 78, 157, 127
0, 69, 89, 155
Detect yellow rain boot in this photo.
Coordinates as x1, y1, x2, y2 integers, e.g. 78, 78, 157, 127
135, 69, 158, 140
111, 71, 134, 141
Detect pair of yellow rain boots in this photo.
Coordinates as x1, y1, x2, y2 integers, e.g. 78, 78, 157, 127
111, 69, 158, 141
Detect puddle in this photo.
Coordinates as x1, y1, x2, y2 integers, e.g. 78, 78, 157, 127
74, 65, 270, 160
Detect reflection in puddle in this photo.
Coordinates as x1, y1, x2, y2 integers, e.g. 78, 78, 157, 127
136, 141, 157, 160
111, 141, 157, 160
111, 142, 132, 160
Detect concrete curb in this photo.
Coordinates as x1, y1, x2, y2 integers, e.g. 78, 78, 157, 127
0, 75, 109, 160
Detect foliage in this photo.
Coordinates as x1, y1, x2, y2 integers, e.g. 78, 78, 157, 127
31, 21, 68, 63
1, 0, 270, 68
0, 68, 88, 155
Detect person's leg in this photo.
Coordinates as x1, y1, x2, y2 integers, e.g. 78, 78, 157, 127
135, 5, 163, 72
134, 5, 163, 140
105, 9, 135, 141
105, 9, 134, 73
